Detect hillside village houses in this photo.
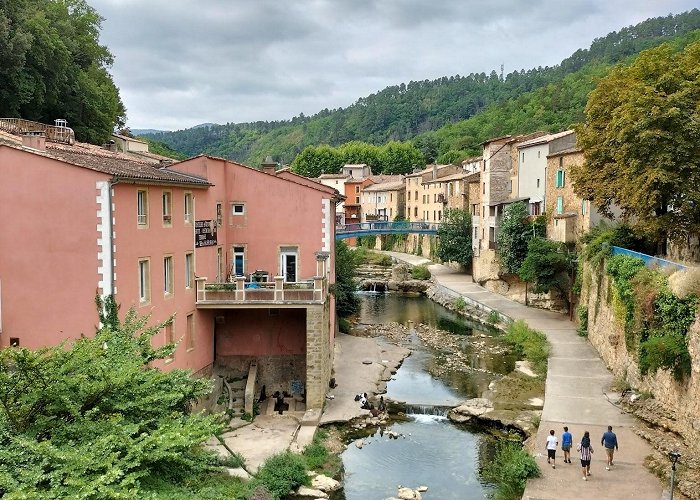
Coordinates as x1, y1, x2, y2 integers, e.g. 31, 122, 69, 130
0, 118, 341, 413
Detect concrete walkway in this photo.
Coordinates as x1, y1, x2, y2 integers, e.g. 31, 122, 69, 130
384, 251, 664, 500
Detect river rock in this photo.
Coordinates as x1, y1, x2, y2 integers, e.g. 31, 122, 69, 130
355, 439, 364, 449
397, 486, 422, 499
448, 398, 494, 422
295, 485, 328, 498
311, 473, 341, 492
416, 486, 428, 492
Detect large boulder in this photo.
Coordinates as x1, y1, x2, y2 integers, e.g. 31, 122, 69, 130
448, 398, 494, 422
311, 474, 341, 492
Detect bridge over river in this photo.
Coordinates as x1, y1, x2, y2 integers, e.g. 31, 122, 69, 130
335, 221, 440, 239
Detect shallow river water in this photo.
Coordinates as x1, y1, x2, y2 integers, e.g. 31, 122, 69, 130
338, 293, 509, 500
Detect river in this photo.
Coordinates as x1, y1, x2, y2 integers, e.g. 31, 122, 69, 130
338, 292, 516, 500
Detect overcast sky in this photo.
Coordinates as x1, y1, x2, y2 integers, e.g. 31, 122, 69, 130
90, 0, 697, 131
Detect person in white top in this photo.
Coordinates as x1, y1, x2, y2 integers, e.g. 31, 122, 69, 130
545, 429, 559, 469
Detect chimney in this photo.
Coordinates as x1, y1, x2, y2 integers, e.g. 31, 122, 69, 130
22, 131, 46, 152
102, 140, 117, 152
432, 164, 438, 180
261, 155, 277, 175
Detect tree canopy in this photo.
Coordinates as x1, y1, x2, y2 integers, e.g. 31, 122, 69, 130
497, 202, 533, 274
0, 0, 126, 144
518, 238, 573, 307
436, 208, 473, 268
0, 306, 226, 498
573, 39, 700, 247
333, 241, 360, 317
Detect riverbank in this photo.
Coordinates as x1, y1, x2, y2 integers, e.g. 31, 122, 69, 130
382, 251, 667, 500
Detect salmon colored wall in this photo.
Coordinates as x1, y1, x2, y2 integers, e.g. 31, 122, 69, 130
174, 158, 331, 282
215, 308, 306, 356
111, 183, 213, 372
0, 147, 107, 348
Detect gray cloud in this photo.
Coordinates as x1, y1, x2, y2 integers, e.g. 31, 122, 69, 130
91, 0, 698, 130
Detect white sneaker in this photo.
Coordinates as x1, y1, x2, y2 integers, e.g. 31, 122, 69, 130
606, 466, 610, 471
583, 477, 587, 481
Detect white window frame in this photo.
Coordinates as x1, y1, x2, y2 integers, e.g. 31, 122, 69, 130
162, 190, 172, 226
185, 252, 194, 289
138, 258, 150, 303
137, 190, 148, 226
184, 192, 193, 224
164, 255, 174, 295
232, 203, 245, 215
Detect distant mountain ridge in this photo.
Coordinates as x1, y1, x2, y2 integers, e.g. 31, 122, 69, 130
141, 9, 700, 166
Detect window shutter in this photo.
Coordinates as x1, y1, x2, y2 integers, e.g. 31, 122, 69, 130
557, 196, 563, 214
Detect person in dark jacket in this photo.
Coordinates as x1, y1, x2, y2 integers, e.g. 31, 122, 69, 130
601, 425, 618, 470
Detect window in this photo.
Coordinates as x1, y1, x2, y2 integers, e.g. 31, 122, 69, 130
186, 313, 195, 351
507, 180, 513, 193
355, 186, 360, 193
556, 196, 563, 214
138, 259, 150, 303
232, 246, 245, 277
522, 152, 525, 162
137, 190, 148, 225
163, 256, 173, 295
536, 178, 540, 188
483, 182, 486, 194
280, 246, 298, 282
555, 170, 566, 188
355, 196, 359, 204
581, 200, 587, 215
438, 211, 442, 221
217, 247, 223, 282
185, 252, 194, 289
162, 191, 172, 225
216, 202, 223, 227
538, 150, 541, 159
9, 338, 19, 347
408, 191, 411, 201
414, 190, 418, 199
232, 203, 245, 215
559, 157, 563, 167
184, 193, 193, 224
414, 206, 418, 217
390, 193, 393, 202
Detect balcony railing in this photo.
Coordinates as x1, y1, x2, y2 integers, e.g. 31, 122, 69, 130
195, 275, 327, 305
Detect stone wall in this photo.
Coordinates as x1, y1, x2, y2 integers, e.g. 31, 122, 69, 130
582, 262, 700, 444
306, 303, 331, 409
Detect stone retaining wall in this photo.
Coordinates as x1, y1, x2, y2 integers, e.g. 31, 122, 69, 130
582, 262, 700, 445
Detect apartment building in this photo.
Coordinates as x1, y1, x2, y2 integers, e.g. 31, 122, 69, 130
361, 176, 405, 221
0, 119, 339, 410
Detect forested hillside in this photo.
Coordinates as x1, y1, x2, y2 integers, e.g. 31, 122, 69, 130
143, 10, 700, 166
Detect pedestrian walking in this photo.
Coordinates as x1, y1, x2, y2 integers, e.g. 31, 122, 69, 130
546, 429, 558, 469
577, 431, 594, 480
562, 426, 573, 464
601, 425, 618, 470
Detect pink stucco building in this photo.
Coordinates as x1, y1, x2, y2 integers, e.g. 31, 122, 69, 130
0, 120, 339, 410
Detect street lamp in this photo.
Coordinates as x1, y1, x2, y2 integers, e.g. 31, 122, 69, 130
669, 450, 681, 500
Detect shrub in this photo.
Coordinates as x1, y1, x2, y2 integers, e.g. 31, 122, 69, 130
606, 255, 646, 347
668, 267, 700, 299
638, 333, 691, 380
302, 430, 329, 471
453, 297, 466, 311
410, 265, 431, 280
488, 310, 501, 324
481, 441, 540, 500
253, 452, 309, 500
576, 304, 588, 336
338, 317, 352, 334
504, 320, 550, 376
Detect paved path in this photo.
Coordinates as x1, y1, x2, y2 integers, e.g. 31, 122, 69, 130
384, 251, 664, 500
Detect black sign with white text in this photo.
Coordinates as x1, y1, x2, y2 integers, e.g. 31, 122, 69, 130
194, 220, 217, 247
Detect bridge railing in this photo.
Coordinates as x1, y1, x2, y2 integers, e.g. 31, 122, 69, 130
336, 221, 440, 235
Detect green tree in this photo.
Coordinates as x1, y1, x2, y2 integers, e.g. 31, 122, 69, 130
0, 0, 126, 143
290, 144, 344, 177
378, 141, 425, 174
0, 306, 225, 498
518, 238, 573, 307
337, 141, 381, 171
333, 241, 360, 317
573, 40, 700, 250
497, 201, 532, 274
436, 208, 473, 268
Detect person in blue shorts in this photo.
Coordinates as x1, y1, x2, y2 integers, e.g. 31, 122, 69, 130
561, 426, 573, 463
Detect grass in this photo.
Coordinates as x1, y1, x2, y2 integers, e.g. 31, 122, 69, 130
453, 297, 467, 311
481, 441, 541, 500
410, 264, 431, 280
352, 247, 393, 266
503, 320, 550, 376
302, 428, 342, 478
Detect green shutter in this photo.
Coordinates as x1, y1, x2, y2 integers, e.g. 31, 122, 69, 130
556, 196, 563, 214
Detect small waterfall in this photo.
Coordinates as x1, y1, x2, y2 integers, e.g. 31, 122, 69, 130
404, 404, 451, 417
